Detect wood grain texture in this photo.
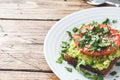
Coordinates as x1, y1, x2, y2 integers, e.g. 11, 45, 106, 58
0, 0, 93, 19
0, 71, 59, 80
0, 0, 96, 80
0, 20, 56, 71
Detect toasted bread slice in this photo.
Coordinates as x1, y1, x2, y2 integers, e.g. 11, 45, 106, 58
64, 54, 120, 75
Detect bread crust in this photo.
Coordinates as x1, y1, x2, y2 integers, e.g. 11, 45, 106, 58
64, 54, 120, 75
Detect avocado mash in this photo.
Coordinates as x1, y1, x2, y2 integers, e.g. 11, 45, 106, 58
67, 41, 120, 70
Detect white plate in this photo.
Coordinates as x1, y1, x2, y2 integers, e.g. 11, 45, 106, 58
44, 7, 120, 80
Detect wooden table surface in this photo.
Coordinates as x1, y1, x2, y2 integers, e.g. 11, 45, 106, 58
0, 0, 95, 80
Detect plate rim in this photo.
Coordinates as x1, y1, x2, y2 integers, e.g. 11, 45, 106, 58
44, 7, 120, 80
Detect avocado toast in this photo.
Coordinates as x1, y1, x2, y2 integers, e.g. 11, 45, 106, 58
57, 19, 120, 79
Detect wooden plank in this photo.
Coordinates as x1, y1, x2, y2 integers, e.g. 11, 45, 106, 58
0, 0, 93, 19
0, 20, 56, 71
0, 71, 59, 80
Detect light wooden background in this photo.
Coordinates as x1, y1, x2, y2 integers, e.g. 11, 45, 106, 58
0, 0, 95, 80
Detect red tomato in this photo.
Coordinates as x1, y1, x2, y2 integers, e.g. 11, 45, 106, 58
73, 24, 120, 56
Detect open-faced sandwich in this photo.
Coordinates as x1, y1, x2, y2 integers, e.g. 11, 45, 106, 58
57, 19, 120, 80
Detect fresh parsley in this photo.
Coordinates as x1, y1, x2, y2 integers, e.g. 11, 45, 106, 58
56, 54, 64, 64
116, 62, 120, 66
112, 20, 117, 24
80, 68, 104, 80
66, 31, 72, 39
60, 41, 70, 53
72, 27, 79, 33
65, 67, 72, 72
110, 71, 117, 76
102, 18, 110, 24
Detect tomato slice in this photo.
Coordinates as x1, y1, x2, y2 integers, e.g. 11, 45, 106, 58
73, 24, 120, 56
81, 46, 116, 56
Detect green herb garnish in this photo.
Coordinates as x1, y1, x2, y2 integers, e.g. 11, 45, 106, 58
65, 67, 72, 72
76, 30, 81, 35
77, 21, 115, 53
102, 18, 110, 24
92, 21, 98, 25
92, 25, 100, 34
67, 31, 72, 39
56, 54, 64, 64
78, 41, 85, 48
110, 41, 117, 49
89, 59, 94, 66
61, 41, 69, 53
61, 41, 68, 48
103, 27, 110, 34
80, 68, 104, 80
110, 71, 117, 76
116, 62, 120, 66
98, 42, 111, 47
73, 27, 79, 33
112, 20, 117, 24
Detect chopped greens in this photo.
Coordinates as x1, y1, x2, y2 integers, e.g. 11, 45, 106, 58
103, 18, 118, 24
61, 41, 68, 48
65, 67, 72, 72
73, 27, 79, 33
78, 41, 85, 48
67, 31, 72, 39
103, 27, 110, 34
110, 71, 117, 76
80, 68, 104, 80
61, 41, 70, 53
75, 59, 85, 73
77, 24, 114, 52
56, 54, 64, 64
76, 30, 81, 35
110, 41, 117, 49
112, 20, 117, 24
102, 18, 110, 24
116, 62, 120, 66
98, 42, 111, 47
81, 29, 88, 33
92, 25, 100, 34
